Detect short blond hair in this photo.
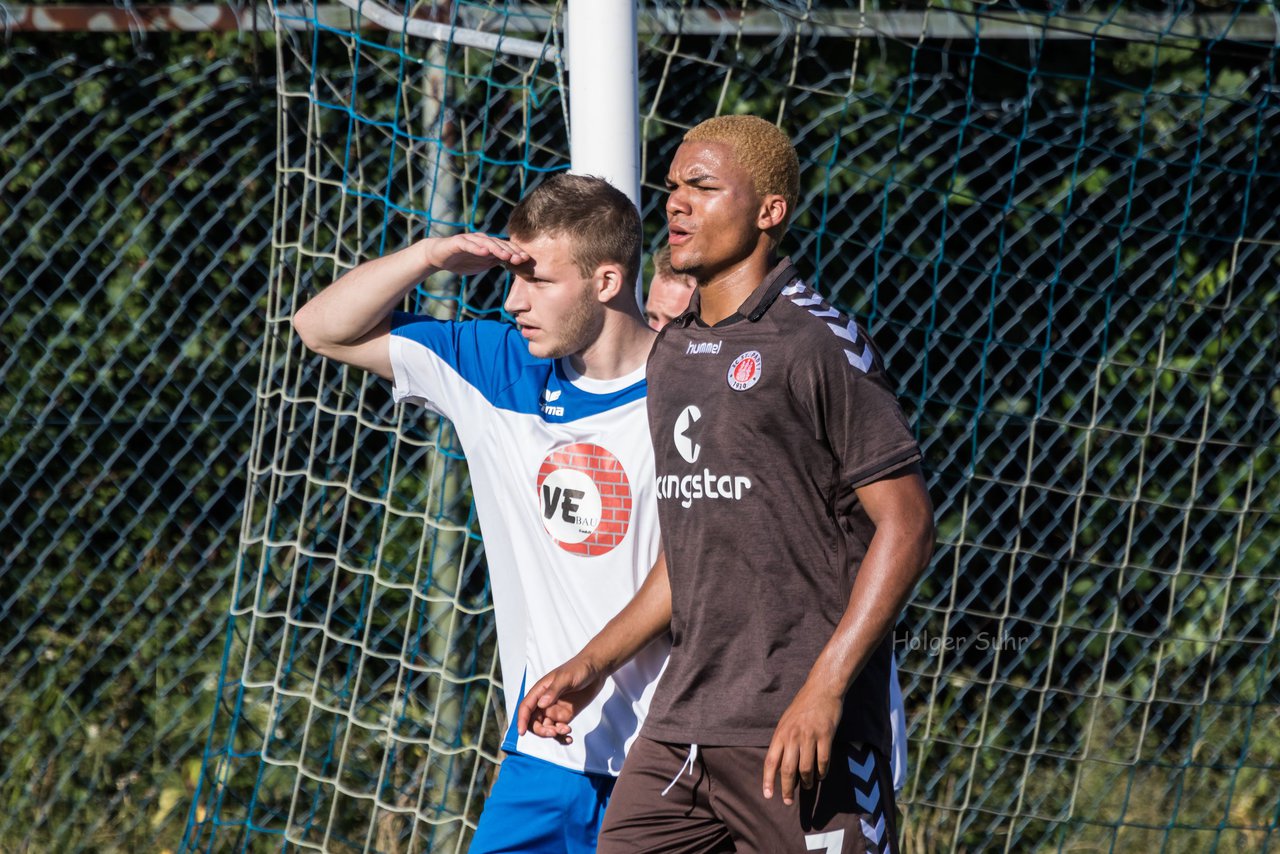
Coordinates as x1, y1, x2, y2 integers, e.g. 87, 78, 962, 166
652, 245, 676, 278
684, 115, 799, 219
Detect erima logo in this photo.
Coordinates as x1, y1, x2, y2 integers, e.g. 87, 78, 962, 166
686, 340, 722, 355
674, 405, 701, 463
541, 387, 564, 417
660, 404, 752, 507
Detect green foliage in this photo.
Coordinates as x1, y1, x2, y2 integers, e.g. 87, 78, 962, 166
1, 31, 275, 851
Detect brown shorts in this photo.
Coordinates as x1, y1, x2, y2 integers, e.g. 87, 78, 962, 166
598, 737, 898, 854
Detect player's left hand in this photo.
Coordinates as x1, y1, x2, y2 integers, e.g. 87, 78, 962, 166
762, 680, 843, 805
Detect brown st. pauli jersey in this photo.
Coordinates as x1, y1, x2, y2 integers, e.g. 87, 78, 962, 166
643, 258, 921, 756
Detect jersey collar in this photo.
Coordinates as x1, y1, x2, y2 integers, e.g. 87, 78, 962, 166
557, 356, 646, 394
679, 256, 801, 328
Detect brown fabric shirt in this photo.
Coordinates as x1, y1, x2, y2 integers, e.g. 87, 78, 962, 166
643, 258, 922, 755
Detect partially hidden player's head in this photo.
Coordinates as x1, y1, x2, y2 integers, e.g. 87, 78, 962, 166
504, 173, 643, 359
666, 115, 799, 283
644, 245, 695, 330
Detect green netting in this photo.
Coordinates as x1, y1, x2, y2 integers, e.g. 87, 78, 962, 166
180, 6, 563, 851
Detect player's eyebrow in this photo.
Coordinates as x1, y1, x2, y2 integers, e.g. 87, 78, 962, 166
504, 257, 537, 278
664, 171, 718, 189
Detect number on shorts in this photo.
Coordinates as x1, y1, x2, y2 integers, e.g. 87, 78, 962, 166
805, 829, 845, 853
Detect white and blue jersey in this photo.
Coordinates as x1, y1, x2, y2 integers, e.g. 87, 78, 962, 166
388, 312, 669, 777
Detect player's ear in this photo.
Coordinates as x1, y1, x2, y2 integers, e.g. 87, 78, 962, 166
757, 194, 788, 233
593, 262, 627, 303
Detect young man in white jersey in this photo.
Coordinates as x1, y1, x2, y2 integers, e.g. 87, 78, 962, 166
292, 174, 670, 853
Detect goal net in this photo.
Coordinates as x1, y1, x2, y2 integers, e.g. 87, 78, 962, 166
184, 2, 1280, 851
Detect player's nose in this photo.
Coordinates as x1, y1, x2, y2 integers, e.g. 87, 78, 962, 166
504, 276, 530, 314
665, 185, 690, 218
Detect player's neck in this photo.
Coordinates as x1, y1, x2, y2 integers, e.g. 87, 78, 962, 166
695, 249, 776, 326
567, 308, 656, 382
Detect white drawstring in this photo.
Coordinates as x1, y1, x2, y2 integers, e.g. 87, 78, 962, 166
660, 743, 698, 797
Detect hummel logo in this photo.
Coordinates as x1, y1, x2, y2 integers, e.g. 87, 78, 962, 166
845, 347, 873, 373
786, 283, 875, 375
543, 389, 562, 402
685, 340, 722, 355
828, 320, 860, 344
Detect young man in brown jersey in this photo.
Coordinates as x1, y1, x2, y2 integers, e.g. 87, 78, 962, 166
518, 116, 935, 853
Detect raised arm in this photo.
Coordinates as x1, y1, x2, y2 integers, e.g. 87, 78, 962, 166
517, 551, 674, 742
292, 234, 530, 378
763, 464, 934, 804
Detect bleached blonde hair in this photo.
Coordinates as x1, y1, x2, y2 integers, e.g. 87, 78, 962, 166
684, 115, 799, 229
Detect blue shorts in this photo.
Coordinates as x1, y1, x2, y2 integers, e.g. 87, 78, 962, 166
469, 751, 616, 854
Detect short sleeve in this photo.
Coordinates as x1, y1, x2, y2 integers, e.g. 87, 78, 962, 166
796, 325, 921, 489
388, 312, 530, 420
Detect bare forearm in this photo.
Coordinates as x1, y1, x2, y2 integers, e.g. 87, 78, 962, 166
764, 469, 933, 803
294, 239, 433, 350
516, 553, 673, 739
807, 515, 933, 696
582, 552, 673, 674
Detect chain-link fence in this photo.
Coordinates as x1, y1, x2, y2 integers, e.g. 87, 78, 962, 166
1, 34, 276, 850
